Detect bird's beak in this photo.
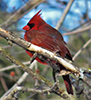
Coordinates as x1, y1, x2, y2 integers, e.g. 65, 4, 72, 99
23, 25, 30, 30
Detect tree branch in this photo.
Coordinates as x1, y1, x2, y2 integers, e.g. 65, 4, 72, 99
0, 61, 30, 72
0, 61, 38, 100
0, 27, 77, 99
63, 24, 91, 36
0, 27, 79, 74
0, 0, 45, 28
1, 82, 61, 100
56, 0, 74, 30
73, 39, 91, 61
0, 45, 72, 99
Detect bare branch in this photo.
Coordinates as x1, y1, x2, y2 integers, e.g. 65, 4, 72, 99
56, 0, 74, 30
0, 27, 79, 74
0, 61, 37, 100
1, 82, 60, 100
0, 46, 53, 86
73, 39, 91, 61
0, 61, 30, 72
0, 75, 8, 92
63, 24, 91, 36
0, 46, 72, 99
0, 0, 45, 28
67, 19, 91, 32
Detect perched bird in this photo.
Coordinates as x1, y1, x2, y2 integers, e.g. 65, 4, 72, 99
23, 10, 73, 94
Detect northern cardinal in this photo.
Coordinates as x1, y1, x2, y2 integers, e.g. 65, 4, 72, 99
23, 10, 73, 94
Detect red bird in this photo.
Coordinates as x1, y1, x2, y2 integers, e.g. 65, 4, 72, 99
23, 10, 73, 94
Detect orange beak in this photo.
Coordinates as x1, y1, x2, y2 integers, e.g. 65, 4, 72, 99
23, 25, 30, 30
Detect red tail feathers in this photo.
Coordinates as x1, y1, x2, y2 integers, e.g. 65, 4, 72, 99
63, 75, 73, 94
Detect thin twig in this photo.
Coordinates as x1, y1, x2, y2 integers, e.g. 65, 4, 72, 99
67, 19, 91, 32
0, 75, 8, 91
0, 61, 30, 72
73, 39, 91, 61
63, 24, 91, 36
3, 82, 59, 99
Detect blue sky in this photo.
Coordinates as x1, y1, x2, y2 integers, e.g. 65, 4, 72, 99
2, 0, 91, 42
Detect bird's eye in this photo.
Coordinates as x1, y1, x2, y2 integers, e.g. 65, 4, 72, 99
27, 23, 35, 29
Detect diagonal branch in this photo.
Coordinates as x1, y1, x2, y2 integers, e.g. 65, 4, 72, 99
0, 46, 70, 99
56, 0, 74, 30
0, 27, 79, 74
63, 24, 91, 36
0, 61, 37, 100
0, 0, 45, 28
0, 46, 53, 88
73, 39, 91, 61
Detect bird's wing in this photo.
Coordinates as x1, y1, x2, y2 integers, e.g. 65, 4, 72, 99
25, 29, 72, 60
25, 29, 60, 52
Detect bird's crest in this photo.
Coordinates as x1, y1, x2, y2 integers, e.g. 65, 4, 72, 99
28, 10, 45, 26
